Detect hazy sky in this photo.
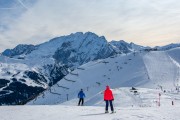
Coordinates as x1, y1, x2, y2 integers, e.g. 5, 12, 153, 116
0, 0, 180, 52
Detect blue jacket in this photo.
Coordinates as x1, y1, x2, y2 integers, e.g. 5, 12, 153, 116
78, 91, 85, 98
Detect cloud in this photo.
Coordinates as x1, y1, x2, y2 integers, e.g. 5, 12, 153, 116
0, 0, 180, 52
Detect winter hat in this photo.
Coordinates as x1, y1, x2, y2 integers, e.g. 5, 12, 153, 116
106, 86, 110, 89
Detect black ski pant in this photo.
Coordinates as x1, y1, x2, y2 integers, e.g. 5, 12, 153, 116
105, 100, 114, 111
78, 98, 84, 106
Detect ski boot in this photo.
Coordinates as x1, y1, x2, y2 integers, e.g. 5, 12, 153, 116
105, 111, 109, 113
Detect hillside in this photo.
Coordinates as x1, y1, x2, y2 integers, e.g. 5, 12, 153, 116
29, 47, 180, 105
0, 32, 144, 105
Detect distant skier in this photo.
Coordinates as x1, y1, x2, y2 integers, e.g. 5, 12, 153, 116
78, 89, 85, 106
104, 86, 114, 113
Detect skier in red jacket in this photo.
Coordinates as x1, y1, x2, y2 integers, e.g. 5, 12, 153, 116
104, 85, 114, 113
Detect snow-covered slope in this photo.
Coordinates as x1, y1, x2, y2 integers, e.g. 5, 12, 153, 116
1, 104, 180, 120
29, 48, 180, 105
0, 55, 47, 105
167, 47, 180, 64
0, 32, 116, 105
62, 87, 180, 108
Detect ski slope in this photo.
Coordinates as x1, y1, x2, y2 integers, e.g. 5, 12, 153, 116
143, 50, 179, 89
0, 105, 180, 120
62, 87, 180, 107
29, 47, 180, 106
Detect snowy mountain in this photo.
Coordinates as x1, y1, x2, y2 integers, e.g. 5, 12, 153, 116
110, 40, 132, 53
0, 32, 179, 106
0, 32, 116, 105
155, 43, 180, 51
109, 40, 149, 53
2, 44, 37, 57
53, 32, 116, 68
29, 47, 180, 105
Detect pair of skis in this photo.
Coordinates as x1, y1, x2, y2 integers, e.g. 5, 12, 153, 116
105, 111, 116, 114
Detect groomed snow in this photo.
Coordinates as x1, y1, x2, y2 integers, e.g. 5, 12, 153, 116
1, 87, 180, 120
0, 105, 179, 120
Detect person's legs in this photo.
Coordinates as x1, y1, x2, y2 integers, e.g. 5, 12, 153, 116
109, 100, 114, 112
82, 98, 84, 106
80, 98, 83, 105
105, 100, 109, 112
78, 98, 82, 106
78, 98, 81, 105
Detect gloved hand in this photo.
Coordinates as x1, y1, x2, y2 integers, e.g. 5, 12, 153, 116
112, 99, 114, 101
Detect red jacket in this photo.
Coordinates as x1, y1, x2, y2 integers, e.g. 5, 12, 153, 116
104, 86, 114, 100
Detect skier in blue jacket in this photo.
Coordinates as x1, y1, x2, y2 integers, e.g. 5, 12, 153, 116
78, 89, 85, 106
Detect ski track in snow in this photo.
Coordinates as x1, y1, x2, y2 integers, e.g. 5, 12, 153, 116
143, 51, 179, 89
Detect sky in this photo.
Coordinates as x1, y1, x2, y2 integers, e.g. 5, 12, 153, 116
0, 0, 180, 52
